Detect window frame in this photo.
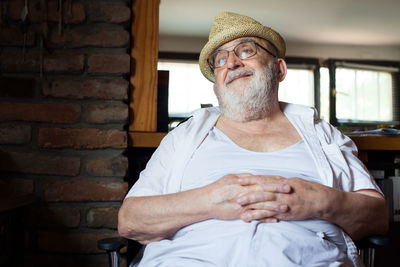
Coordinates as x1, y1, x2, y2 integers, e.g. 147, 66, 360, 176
158, 52, 202, 125
327, 59, 400, 127
284, 57, 321, 114
158, 53, 400, 129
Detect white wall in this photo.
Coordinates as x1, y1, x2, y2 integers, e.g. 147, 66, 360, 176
160, 35, 400, 61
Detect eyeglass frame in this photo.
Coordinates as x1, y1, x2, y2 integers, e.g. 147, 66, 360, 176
207, 39, 277, 70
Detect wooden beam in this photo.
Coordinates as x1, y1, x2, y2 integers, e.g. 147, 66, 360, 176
129, 132, 166, 148
130, 0, 159, 131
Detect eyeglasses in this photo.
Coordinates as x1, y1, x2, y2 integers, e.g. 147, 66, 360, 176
207, 40, 277, 70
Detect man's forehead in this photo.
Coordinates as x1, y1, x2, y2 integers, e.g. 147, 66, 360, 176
218, 37, 267, 50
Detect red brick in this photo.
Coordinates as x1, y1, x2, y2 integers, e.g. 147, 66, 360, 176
0, 49, 40, 73
0, 151, 80, 176
0, 76, 36, 98
48, 0, 86, 24
85, 156, 128, 177
38, 128, 127, 149
43, 180, 128, 202
0, 25, 35, 46
0, 125, 31, 144
44, 53, 85, 73
0, 49, 84, 73
38, 231, 119, 253
0, 103, 81, 123
42, 78, 128, 100
88, 4, 131, 23
49, 26, 129, 48
86, 207, 119, 229
88, 54, 130, 74
31, 206, 80, 228
85, 102, 128, 124
0, 178, 34, 197
8, 0, 85, 24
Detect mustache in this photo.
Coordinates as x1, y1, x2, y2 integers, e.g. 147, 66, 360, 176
224, 68, 255, 85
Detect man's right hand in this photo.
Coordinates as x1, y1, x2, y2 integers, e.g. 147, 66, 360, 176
205, 174, 249, 220
205, 174, 291, 221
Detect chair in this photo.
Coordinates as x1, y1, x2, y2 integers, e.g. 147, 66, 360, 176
356, 235, 390, 267
101, 148, 390, 267
96, 147, 152, 267
98, 235, 389, 267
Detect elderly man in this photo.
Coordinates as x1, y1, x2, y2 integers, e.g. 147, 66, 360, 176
119, 12, 388, 266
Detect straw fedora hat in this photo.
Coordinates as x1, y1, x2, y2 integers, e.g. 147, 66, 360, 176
199, 12, 286, 83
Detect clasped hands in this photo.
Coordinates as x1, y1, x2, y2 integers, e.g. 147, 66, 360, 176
209, 173, 328, 223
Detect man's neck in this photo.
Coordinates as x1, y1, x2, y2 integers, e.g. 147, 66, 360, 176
217, 103, 285, 135
215, 103, 302, 152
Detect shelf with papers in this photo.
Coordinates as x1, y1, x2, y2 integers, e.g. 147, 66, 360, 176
349, 135, 400, 151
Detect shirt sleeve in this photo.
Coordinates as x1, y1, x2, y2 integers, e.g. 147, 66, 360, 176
320, 120, 382, 194
125, 130, 177, 198
339, 133, 382, 193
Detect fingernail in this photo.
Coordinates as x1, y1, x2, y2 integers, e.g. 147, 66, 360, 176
237, 197, 245, 205
279, 204, 287, 212
283, 184, 290, 192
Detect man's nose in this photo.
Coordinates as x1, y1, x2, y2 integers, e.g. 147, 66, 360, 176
226, 51, 244, 70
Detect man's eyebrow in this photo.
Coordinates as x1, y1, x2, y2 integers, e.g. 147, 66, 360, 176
237, 38, 256, 43
216, 38, 256, 52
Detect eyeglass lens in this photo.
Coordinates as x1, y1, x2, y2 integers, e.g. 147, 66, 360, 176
211, 41, 257, 68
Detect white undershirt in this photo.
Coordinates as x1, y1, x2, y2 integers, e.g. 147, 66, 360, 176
137, 126, 351, 266
181, 126, 321, 190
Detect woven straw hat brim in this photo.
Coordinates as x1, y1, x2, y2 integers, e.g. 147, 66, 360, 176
199, 17, 286, 83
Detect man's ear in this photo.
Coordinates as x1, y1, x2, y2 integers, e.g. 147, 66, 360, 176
277, 59, 287, 82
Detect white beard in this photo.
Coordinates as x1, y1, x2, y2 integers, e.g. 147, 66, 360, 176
214, 61, 279, 122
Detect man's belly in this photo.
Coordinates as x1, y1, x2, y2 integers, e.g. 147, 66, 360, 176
175, 218, 346, 251
138, 219, 349, 267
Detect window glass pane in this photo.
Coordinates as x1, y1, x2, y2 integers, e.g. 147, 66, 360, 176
335, 67, 393, 122
279, 69, 314, 107
158, 61, 217, 117
320, 67, 330, 121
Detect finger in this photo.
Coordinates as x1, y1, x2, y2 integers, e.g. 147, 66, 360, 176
258, 182, 291, 194
242, 180, 291, 194
236, 173, 253, 177
274, 212, 293, 221
243, 201, 288, 213
237, 175, 291, 193
237, 191, 276, 205
259, 217, 279, 223
236, 173, 258, 185
241, 209, 280, 222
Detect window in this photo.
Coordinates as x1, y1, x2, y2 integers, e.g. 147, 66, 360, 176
332, 62, 399, 124
158, 57, 400, 128
279, 68, 315, 107
158, 61, 217, 118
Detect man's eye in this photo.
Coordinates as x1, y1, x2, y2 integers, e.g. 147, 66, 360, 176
216, 57, 226, 66
239, 48, 254, 58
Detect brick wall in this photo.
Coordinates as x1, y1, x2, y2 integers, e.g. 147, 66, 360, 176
0, 0, 131, 265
